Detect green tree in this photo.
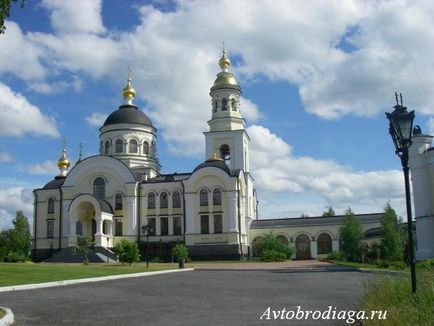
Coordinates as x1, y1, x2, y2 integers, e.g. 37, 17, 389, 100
0, 229, 12, 261
339, 207, 364, 262
257, 232, 294, 262
322, 206, 335, 217
9, 210, 32, 259
114, 239, 140, 265
0, 0, 26, 34
379, 203, 404, 261
171, 244, 188, 262
73, 236, 94, 265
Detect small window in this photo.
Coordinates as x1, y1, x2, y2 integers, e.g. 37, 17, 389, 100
160, 192, 168, 209
143, 141, 149, 155
173, 191, 181, 208
105, 141, 110, 154
47, 220, 54, 238
47, 198, 55, 214
213, 189, 222, 206
160, 217, 168, 235
214, 215, 222, 234
173, 216, 182, 235
148, 218, 156, 236
115, 139, 123, 153
148, 193, 156, 209
129, 139, 138, 153
231, 98, 237, 111
115, 220, 123, 236
93, 177, 105, 199
213, 100, 218, 112
200, 215, 209, 234
115, 193, 123, 210
76, 221, 82, 236
222, 98, 228, 111
220, 144, 230, 165
200, 189, 208, 207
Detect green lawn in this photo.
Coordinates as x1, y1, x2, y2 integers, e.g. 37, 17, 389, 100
363, 270, 434, 325
0, 262, 179, 287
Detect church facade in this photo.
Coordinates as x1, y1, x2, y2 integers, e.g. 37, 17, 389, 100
36, 50, 430, 262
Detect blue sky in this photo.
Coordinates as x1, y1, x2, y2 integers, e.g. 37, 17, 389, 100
0, 0, 433, 229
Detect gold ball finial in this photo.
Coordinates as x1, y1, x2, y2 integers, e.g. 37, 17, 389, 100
57, 139, 70, 172
218, 43, 231, 70
122, 67, 136, 103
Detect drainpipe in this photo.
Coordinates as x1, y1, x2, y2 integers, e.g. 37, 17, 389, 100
137, 182, 141, 243
181, 181, 186, 245
237, 177, 243, 260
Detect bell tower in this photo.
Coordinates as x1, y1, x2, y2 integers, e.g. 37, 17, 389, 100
204, 47, 250, 172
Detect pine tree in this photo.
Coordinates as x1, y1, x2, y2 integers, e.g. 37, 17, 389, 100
339, 207, 363, 262
379, 203, 404, 261
9, 210, 32, 258
322, 206, 336, 217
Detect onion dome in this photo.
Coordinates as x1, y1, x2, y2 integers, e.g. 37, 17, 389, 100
193, 153, 230, 175
57, 141, 70, 177
211, 48, 241, 92
122, 77, 136, 104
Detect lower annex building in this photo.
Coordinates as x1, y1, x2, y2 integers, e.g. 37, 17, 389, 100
33, 50, 431, 262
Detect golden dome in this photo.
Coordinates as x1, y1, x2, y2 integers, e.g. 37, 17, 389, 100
219, 50, 231, 70
213, 72, 238, 86
57, 149, 70, 170
211, 152, 223, 161
122, 77, 136, 102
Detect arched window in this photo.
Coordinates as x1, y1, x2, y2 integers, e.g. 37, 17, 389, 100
222, 98, 228, 111
213, 188, 222, 205
231, 98, 237, 111
148, 192, 156, 209
105, 141, 110, 155
317, 233, 332, 254
160, 192, 168, 209
115, 193, 123, 210
47, 198, 55, 213
200, 189, 208, 206
93, 177, 105, 199
115, 139, 123, 153
220, 144, 230, 165
172, 191, 181, 208
277, 235, 289, 246
76, 221, 82, 236
129, 139, 138, 153
143, 141, 149, 155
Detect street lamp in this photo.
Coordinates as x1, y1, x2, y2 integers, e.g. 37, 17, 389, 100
141, 224, 153, 268
385, 92, 416, 293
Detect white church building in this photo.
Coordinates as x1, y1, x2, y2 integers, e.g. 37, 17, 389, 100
32, 51, 433, 262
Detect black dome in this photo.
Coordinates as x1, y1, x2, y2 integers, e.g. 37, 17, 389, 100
103, 105, 153, 127
193, 159, 231, 175
43, 176, 65, 189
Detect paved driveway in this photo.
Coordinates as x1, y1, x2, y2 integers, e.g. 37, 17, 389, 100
1, 267, 373, 326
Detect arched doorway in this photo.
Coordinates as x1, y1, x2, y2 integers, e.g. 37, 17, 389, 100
251, 236, 263, 257
277, 235, 289, 246
295, 234, 311, 260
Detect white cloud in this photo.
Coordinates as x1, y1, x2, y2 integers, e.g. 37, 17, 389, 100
0, 187, 33, 231
0, 83, 59, 138
248, 124, 404, 215
41, 0, 106, 35
85, 113, 108, 127
26, 160, 58, 175
0, 151, 14, 162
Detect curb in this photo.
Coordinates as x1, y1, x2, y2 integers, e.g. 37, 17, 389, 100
0, 268, 194, 293
355, 267, 407, 275
0, 307, 14, 326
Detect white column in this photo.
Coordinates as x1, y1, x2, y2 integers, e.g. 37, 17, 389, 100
168, 193, 173, 216
209, 215, 214, 234
332, 239, 339, 252
168, 217, 174, 235
126, 197, 137, 236
185, 193, 195, 234
310, 239, 317, 258
156, 217, 161, 236
68, 218, 77, 246
227, 192, 238, 232
94, 217, 103, 246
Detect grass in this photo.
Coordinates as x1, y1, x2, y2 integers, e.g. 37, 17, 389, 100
363, 270, 434, 325
0, 262, 179, 287
331, 260, 406, 271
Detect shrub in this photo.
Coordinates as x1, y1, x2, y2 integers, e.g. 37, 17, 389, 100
114, 239, 140, 265
375, 260, 390, 269
171, 244, 188, 262
339, 208, 364, 262
388, 260, 406, 270
417, 258, 434, 271
327, 251, 345, 261
260, 249, 286, 262
73, 236, 94, 265
257, 233, 293, 262
5, 251, 25, 262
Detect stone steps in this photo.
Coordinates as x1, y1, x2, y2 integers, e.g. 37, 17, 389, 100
45, 247, 117, 263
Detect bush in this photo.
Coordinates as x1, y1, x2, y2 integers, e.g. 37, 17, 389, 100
5, 251, 26, 262
260, 249, 286, 262
114, 240, 140, 265
257, 233, 293, 262
151, 256, 161, 263
73, 236, 94, 265
375, 260, 390, 269
388, 260, 406, 270
171, 244, 188, 262
327, 251, 345, 261
417, 258, 434, 271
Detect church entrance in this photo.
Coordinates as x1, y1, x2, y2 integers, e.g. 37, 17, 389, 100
295, 234, 311, 260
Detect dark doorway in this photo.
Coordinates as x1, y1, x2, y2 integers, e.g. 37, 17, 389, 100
295, 234, 311, 260
91, 219, 96, 241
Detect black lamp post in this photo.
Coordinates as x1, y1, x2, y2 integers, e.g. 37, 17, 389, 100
141, 224, 153, 268
385, 92, 416, 293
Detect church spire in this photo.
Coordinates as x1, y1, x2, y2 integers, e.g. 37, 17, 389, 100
218, 42, 231, 72
57, 138, 70, 177
122, 67, 136, 105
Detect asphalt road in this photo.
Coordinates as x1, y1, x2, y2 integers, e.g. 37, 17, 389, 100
1, 269, 374, 326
